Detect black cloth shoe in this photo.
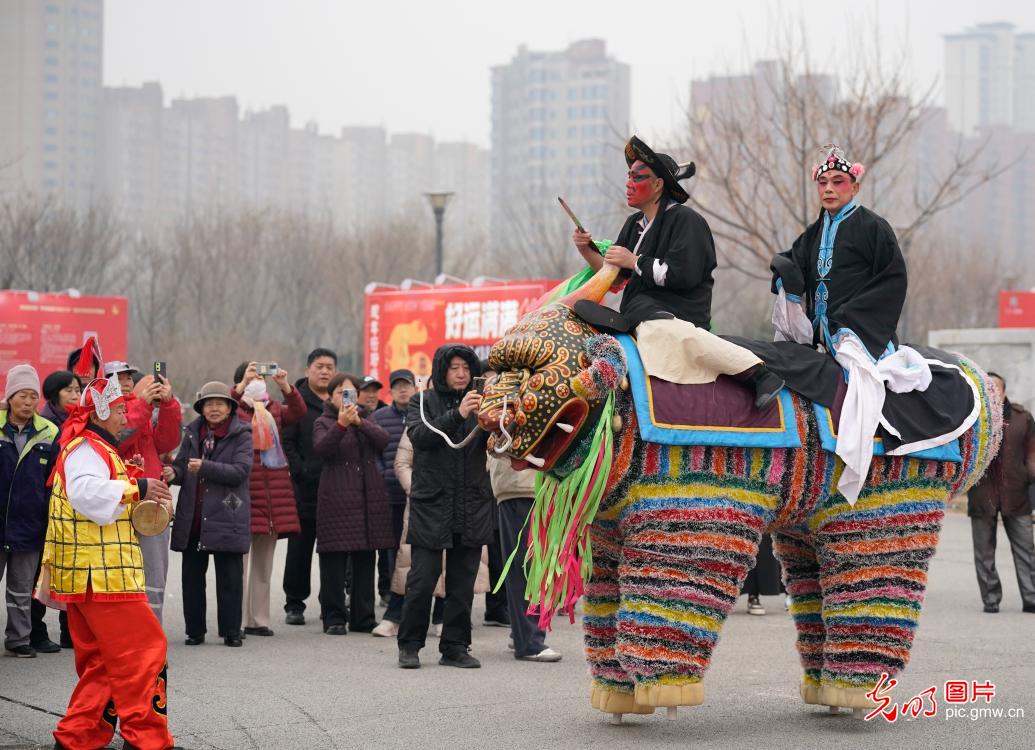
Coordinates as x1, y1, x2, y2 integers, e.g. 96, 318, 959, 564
5, 644, 36, 658
224, 635, 243, 647
184, 635, 205, 645
439, 650, 481, 669
243, 626, 274, 636
983, 604, 999, 613
398, 648, 420, 669
573, 300, 631, 333
31, 638, 61, 654
285, 611, 305, 625
483, 616, 510, 628
324, 624, 347, 635
1022, 605, 1035, 613
750, 369, 785, 410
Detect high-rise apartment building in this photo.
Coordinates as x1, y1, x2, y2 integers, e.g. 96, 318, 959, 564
490, 39, 630, 267
945, 22, 1035, 136
161, 96, 239, 217
100, 81, 163, 228
0, 0, 104, 211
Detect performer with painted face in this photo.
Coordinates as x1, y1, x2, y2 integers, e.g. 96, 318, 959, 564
769, 145, 905, 365
572, 136, 785, 408
729, 145, 976, 503
36, 338, 178, 750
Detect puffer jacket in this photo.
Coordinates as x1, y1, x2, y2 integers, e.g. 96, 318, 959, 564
231, 387, 305, 537
313, 402, 394, 552
117, 393, 182, 479
169, 415, 253, 554
488, 455, 537, 503
404, 344, 494, 549
389, 431, 489, 597
371, 402, 407, 506
0, 411, 59, 552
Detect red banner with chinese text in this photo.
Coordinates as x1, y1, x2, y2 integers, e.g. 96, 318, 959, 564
0, 291, 128, 395
363, 281, 555, 394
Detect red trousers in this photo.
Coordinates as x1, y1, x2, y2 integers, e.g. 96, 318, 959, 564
53, 588, 172, 750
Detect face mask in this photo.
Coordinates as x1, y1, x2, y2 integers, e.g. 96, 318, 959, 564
244, 379, 268, 401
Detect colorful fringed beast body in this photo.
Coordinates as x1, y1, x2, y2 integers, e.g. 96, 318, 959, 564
478, 265, 1001, 718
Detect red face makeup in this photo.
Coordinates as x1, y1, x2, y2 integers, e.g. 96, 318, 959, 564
626, 161, 657, 207
816, 172, 858, 213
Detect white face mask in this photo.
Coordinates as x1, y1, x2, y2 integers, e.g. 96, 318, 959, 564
244, 379, 268, 401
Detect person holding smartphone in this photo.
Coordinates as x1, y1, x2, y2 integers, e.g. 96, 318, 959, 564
312, 373, 394, 635
104, 361, 183, 625
397, 344, 494, 669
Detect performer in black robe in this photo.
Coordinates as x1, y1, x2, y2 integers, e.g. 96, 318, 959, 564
729, 146, 978, 503
726, 146, 905, 406
572, 136, 785, 408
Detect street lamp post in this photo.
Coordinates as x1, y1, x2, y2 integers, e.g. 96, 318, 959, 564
424, 191, 454, 278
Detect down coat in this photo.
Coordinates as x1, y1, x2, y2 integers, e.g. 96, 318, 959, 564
389, 430, 490, 597
230, 388, 305, 537
313, 402, 395, 553
169, 415, 253, 554
403, 344, 494, 549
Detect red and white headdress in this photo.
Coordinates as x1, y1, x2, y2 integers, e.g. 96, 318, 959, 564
59, 335, 127, 446
811, 144, 865, 182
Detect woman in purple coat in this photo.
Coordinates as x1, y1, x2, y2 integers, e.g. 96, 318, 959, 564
313, 373, 394, 635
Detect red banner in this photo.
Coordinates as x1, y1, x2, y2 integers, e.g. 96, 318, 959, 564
0, 291, 128, 395
999, 290, 1035, 328
363, 281, 555, 394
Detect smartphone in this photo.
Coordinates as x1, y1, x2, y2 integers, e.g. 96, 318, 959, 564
256, 362, 278, 376
471, 376, 487, 394
153, 361, 167, 381
341, 388, 357, 406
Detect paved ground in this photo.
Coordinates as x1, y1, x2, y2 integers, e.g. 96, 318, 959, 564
1, 510, 1033, 749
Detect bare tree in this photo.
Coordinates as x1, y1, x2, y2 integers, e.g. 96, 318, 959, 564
678, 19, 1009, 283
0, 195, 127, 292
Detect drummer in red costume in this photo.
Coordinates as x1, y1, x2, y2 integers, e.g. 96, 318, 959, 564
36, 339, 179, 750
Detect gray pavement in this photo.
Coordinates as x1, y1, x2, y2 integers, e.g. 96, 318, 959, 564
1, 510, 1033, 749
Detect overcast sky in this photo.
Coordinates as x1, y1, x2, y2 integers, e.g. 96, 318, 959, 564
104, 0, 1035, 147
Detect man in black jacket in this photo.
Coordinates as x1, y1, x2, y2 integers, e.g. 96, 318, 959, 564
397, 344, 492, 669
281, 347, 337, 625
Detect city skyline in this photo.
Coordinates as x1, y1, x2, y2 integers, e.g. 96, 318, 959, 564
103, 0, 1035, 148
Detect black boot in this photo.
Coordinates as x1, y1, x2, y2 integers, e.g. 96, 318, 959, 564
749, 367, 785, 410
573, 300, 631, 333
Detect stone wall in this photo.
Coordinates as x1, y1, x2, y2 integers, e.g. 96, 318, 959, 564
928, 327, 1035, 409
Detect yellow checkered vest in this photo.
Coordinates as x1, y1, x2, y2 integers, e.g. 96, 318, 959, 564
40, 435, 146, 602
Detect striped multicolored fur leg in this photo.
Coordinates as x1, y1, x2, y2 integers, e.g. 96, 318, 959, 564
603, 445, 779, 708
772, 530, 826, 705
584, 522, 655, 714
811, 460, 948, 708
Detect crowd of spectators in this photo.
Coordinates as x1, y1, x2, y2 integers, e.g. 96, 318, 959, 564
0, 344, 562, 668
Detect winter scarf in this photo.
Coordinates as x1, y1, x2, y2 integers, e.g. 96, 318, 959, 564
243, 380, 288, 469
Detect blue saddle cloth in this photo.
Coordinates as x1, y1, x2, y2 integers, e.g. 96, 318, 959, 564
616, 335, 802, 449
617, 334, 965, 462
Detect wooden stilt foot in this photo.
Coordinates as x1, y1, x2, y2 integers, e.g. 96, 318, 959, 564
610, 713, 623, 725
667, 707, 678, 721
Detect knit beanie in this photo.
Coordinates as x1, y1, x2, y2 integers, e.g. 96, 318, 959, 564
5, 364, 41, 402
